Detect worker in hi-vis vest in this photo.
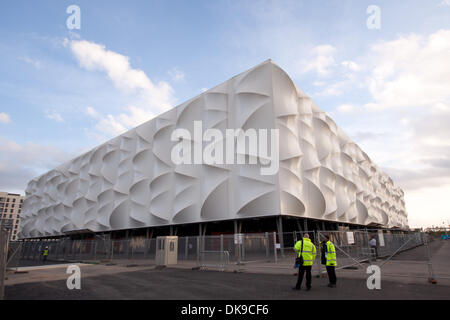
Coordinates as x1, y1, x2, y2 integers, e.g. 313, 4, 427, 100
43, 246, 49, 263
292, 233, 316, 291
321, 234, 337, 287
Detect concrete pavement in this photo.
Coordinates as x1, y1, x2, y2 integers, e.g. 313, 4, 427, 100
4, 265, 449, 300
4, 239, 449, 299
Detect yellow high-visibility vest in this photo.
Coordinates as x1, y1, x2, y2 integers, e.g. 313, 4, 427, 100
294, 238, 316, 266
325, 241, 337, 267
43, 249, 49, 256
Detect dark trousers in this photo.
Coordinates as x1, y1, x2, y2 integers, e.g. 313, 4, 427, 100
326, 266, 337, 285
296, 265, 312, 289
371, 246, 378, 258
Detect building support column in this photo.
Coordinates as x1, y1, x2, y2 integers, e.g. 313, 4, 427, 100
276, 216, 285, 257
199, 223, 206, 259
234, 220, 242, 234
234, 220, 242, 261
296, 219, 303, 232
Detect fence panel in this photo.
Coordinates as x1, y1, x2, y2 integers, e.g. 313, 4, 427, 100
12, 230, 426, 268
241, 233, 270, 263
178, 236, 198, 261
317, 230, 372, 269
129, 238, 147, 260
199, 250, 230, 271
0, 224, 8, 300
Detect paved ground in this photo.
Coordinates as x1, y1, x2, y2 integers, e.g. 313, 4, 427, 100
4, 266, 449, 300
4, 239, 449, 300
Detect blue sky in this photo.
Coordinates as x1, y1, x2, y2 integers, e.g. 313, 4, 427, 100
1, 0, 450, 228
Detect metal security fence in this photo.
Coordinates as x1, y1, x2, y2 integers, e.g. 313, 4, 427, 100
0, 223, 9, 300
317, 230, 373, 270
19, 238, 158, 262
199, 251, 231, 271
177, 236, 199, 261
316, 230, 425, 272
375, 231, 424, 257
5, 242, 22, 269
14, 230, 425, 270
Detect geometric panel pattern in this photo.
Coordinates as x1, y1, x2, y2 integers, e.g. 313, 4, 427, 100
20, 60, 407, 238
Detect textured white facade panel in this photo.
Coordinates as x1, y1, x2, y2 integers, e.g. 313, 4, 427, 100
20, 60, 408, 238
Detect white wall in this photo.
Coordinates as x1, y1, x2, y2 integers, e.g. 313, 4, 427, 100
20, 60, 407, 238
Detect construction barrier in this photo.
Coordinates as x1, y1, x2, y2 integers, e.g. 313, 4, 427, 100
12, 229, 425, 271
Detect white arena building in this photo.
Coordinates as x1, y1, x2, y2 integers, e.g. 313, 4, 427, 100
20, 60, 408, 239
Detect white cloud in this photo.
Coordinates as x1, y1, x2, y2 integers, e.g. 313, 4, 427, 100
337, 104, 356, 113
323, 30, 450, 228
168, 67, 185, 82
0, 139, 70, 168
440, 0, 450, 6
341, 60, 361, 72
85, 106, 99, 118
67, 39, 178, 140
304, 53, 363, 97
298, 44, 336, 76
18, 56, 42, 69
69, 39, 175, 113
405, 183, 450, 228
314, 80, 348, 97
366, 29, 450, 110
85, 105, 155, 139
94, 114, 128, 138
0, 112, 11, 124
0, 138, 72, 193
354, 30, 450, 190
45, 110, 63, 122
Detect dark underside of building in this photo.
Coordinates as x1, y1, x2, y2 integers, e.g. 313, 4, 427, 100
23, 215, 398, 241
